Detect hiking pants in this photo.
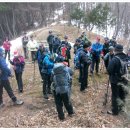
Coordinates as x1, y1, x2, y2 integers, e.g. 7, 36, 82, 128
80, 65, 89, 91
111, 83, 126, 115
42, 74, 51, 95
104, 60, 108, 70
49, 44, 53, 54
0, 79, 17, 104
23, 47, 28, 59
38, 65, 43, 79
53, 45, 59, 53
91, 57, 100, 73
5, 50, 10, 60
31, 51, 36, 62
15, 71, 23, 92
53, 91, 74, 120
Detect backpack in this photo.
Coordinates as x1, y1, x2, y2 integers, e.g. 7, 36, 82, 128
53, 64, 70, 94
22, 36, 28, 46
74, 48, 83, 69
115, 56, 129, 79
52, 37, 61, 46
61, 46, 67, 59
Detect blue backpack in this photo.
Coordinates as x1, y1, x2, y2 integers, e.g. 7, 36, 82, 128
74, 48, 83, 69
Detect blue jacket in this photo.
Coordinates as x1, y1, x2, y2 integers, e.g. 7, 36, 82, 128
42, 54, 54, 74
91, 42, 103, 58
0, 56, 11, 80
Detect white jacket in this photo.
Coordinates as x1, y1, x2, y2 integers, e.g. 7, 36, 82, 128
27, 40, 38, 51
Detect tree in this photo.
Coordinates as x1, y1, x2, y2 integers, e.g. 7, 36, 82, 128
83, 3, 116, 37
70, 7, 84, 29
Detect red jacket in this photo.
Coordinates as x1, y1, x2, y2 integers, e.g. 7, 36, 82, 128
3, 41, 11, 51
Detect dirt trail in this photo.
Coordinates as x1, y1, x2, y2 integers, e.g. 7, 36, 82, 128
0, 25, 130, 128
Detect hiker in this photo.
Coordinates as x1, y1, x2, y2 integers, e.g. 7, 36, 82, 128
109, 36, 117, 48
9, 51, 25, 93
102, 37, 111, 69
79, 43, 92, 91
60, 35, 71, 67
27, 35, 38, 62
80, 32, 91, 46
35, 43, 46, 80
47, 31, 54, 53
3, 37, 11, 60
102, 37, 110, 56
52, 35, 61, 53
90, 37, 103, 74
41, 52, 54, 99
107, 44, 129, 115
73, 39, 82, 54
104, 46, 114, 70
52, 56, 74, 120
22, 32, 29, 59
0, 48, 24, 108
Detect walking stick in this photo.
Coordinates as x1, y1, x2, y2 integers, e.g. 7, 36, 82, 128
103, 79, 110, 106
33, 60, 36, 83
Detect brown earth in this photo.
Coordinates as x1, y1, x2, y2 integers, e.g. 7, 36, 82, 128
0, 25, 130, 128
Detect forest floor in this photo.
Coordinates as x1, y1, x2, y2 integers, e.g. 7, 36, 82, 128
0, 25, 130, 128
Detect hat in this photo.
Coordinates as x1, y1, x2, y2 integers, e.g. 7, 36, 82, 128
109, 46, 114, 51
14, 51, 18, 56
49, 30, 52, 33
55, 55, 65, 63
64, 35, 68, 39
83, 43, 90, 48
0, 47, 4, 56
76, 39, 81, 43
104, 37, 109, 41
30, 35, 33, 38
115, 44, 123, 52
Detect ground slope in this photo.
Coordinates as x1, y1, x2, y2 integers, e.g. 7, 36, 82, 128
0, 25, 130, 128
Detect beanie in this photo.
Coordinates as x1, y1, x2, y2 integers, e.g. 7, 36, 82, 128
109, 46, 114, 51
83, 43, 90, 49
115, 44, 123, 52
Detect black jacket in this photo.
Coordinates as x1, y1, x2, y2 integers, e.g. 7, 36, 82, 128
47, 35, 54, 44
107, 52, 128, 84
103, 43, 109, 56
79, 49, 91, 66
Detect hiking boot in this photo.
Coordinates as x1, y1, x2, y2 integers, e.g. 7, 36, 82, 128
0, 103, 5, 108
44, 94, 49, 99
68, 112, 75, 117
59, 117, 65, 121
19, 90, 23, 93
107, 110, 118, 116
13, 100, 24, 105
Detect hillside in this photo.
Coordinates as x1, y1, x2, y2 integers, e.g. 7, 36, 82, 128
0, 25, 130, 128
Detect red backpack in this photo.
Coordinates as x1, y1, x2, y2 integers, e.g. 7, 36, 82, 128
61, 46, 67, 58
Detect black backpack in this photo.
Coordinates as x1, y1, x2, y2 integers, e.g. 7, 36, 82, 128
115, 56, 129, 79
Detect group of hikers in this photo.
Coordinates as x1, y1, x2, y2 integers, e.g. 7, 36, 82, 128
0, 30, 130, 121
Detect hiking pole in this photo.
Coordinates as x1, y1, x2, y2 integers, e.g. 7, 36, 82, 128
103, 79, 110, 106
33, 60, 36, 83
